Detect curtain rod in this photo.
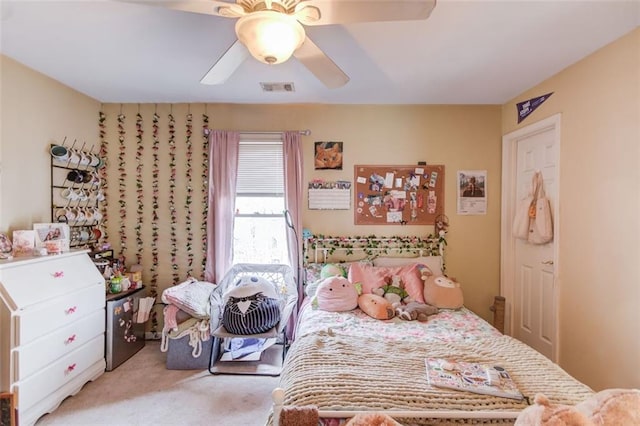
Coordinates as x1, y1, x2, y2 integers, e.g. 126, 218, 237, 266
203, 129, 311, 136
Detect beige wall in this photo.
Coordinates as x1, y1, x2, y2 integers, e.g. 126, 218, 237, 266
0, 55, 503, 332
97, 103, 502, 324
0, 55, 101, 231
502, 28, 640, 390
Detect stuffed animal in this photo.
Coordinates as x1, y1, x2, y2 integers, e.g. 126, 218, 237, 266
358, 293, 395, 320
312, 276, 358, 312
222, 275, 280, 335
372, 275, 411, 306
422, 273, 464, 310
514, 389, 640, 425
345, 412, 402, 426
320, 263, 347, 279
395, 301, 439, 321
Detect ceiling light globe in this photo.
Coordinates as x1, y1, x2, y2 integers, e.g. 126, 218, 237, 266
236, 11, 305, 65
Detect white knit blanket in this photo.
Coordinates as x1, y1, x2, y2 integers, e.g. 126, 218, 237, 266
277, 330, 594, 424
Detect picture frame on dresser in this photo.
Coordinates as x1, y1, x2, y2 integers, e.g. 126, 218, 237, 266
1, 392, 16, 426
11, 230, 36, 257
33, 223, 70, 254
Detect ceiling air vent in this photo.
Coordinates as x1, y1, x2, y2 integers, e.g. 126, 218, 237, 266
260, 82, 295, 92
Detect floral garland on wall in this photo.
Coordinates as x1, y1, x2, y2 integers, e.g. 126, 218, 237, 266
168, 113, 179, 284
117, 112, 127, 259
149, 111, 160, 333
304, 234, 447, 270
98, 111, 109, 242
185, 112, 194, 277
135, 112, 144, 265
202, 112, 209, 274
101, 108, 230, 335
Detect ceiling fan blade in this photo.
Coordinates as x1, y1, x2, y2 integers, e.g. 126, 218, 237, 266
293, 37, 349, 89
295, 0, 436, 26
122, 0, 245, 18
200, 39, 249, 85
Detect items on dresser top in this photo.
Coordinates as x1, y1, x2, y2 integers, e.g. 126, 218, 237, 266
0, 250, 106, 426
0, 232, 12, 259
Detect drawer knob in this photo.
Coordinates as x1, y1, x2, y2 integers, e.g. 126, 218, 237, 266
52, 271, 65, 278
66, 363, 77, 374
65, 334, 77, 344
65, 306, 77, 314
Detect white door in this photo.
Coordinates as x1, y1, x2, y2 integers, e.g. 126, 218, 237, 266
501, 114, 560, 362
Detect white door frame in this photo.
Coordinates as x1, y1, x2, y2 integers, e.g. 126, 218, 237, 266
500, 113, 561, 362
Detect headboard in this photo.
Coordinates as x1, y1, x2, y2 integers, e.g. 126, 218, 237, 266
303, 234, 445, 265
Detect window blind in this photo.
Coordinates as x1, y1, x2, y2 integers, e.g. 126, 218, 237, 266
236, 142, 284, 195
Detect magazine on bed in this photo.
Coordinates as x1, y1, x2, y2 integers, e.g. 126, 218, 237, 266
425, 358, 524, 400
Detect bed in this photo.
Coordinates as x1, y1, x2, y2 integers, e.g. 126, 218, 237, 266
269, 235, 594, 425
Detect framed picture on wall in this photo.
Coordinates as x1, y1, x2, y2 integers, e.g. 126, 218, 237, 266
457, 170, 487, 215
314, 141, 343, 170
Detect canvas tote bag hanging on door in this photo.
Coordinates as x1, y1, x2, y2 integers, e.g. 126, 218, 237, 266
512, 171, 553, 244
529, 172, 553, 244
512, 173, 539, 240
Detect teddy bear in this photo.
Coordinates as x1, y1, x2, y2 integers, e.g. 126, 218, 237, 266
422, 273, 464, 310
372, 275, 412, 307
514, 389, 640, 425
395, 301, 439, 322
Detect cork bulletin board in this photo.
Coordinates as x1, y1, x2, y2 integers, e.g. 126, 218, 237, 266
354, 164, 445, 225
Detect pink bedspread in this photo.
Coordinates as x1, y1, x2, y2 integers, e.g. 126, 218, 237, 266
295, 304, 502, 343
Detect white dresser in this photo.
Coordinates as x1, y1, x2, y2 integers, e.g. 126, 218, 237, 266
0, 250, 106, 426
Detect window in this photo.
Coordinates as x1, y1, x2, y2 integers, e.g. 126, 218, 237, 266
233, 137, 289, 265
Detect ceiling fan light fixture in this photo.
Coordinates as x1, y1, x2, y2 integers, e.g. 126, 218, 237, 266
235, 11, 305, 65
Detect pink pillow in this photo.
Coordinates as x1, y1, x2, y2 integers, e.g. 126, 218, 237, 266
348, 263, 388, 294
348, 263, 426, 303
401, 264, 426, 304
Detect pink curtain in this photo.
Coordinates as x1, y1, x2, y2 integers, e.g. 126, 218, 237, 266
283, 131, 304, 337
204, 130, 240, 284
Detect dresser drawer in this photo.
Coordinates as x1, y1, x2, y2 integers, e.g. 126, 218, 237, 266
13, 285, 105, 347
0, 252, 104, 310
14, 335, 104, 413
12, 308, 105, 382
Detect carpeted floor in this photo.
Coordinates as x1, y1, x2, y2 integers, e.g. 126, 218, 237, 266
35, 341, 280, 426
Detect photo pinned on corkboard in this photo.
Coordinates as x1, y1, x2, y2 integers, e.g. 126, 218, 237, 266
314, 141, 343, 170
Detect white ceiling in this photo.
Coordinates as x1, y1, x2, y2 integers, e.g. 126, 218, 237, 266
1, 1, 638, 105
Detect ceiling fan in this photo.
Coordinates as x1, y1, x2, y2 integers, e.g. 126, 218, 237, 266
130, 0, 437, 88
